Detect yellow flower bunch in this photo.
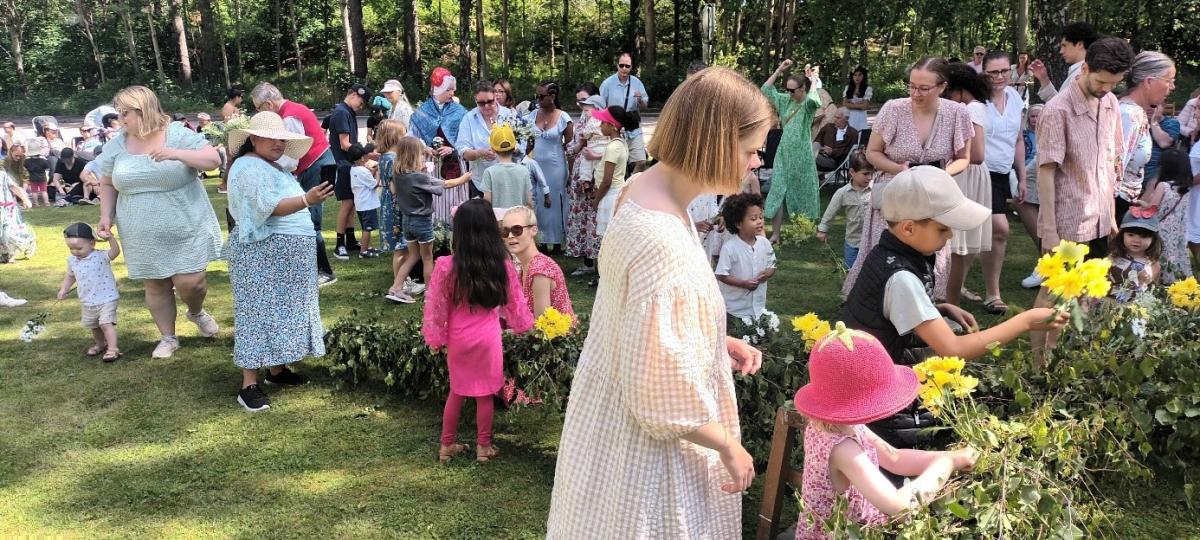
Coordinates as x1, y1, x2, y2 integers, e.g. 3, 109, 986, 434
779, 214, 818, 246
913, 356, 979, 416
534, 307, 573, 340
792, 312, 832, 352
1037, 240, 1112, 301
1168, 277, 1200, 310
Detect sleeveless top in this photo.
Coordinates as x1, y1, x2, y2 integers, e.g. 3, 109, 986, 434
797, 423, 888, 539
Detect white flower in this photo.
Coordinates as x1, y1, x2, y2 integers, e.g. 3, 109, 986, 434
756, 327, 766, 337
741, 335, 753, 343
766, 311, 780, 331
33, 325, 44, 333
740, 317, 753, 326
1130, 317, 1147, 338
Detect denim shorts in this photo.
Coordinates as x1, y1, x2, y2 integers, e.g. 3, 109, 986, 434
403, 214, 435, 244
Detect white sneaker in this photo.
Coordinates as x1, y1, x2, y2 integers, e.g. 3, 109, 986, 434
186, 310, 220, 337
0, 292, 27, 307
152, 338, 180, 359
404, 278, 426, 295
385, 290, 417, 304
1021, 270, 1045, 289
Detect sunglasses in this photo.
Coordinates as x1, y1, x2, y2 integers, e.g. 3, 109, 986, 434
500, 224, 532, 238
974, 52, 985, 56
476, 99, 496, 106
536, 94, 551, 99
618, 64, 632, 69
785, 87, 802, 93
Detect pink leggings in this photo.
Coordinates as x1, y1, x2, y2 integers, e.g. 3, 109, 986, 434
441, 391, 495, 446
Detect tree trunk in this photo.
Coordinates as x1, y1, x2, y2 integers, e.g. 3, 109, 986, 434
760, 0, 776, 72
230, 0, 243, 80
147, 10, 167, 89
781, 0, 796, 61
1, 0, 29, 96
475, 0, 486, 80
119, 7, 143, 81
731, 2, 743, 55
1033, 0, 1069, 86
290, 0, 304, 83
75, 0, 106, 84
1014, 0, 1028, 53
348, 0, 367, 79
626, 0, 640, 65
218, 18, 230, 87
195, 0, 222, 84
642, 0, 655, 70
671, 0, 679, 68
341, 0, 353, 73
169, 0, 190, 85
562, 0, 570, 80
404, 0, 420, 75
273, 0, 283, 77
499, 0, 509, 69
458, 0, 471, 78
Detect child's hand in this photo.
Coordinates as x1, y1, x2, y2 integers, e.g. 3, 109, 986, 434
938, 303, 978, 333
816, 231, 828, 243
1025, 308, 1070, 332
696, 221, 713, 234
56, 289, 68, 300
951, 447, 979, 471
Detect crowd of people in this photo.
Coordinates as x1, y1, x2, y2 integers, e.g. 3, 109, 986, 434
1, 22, 1200, 537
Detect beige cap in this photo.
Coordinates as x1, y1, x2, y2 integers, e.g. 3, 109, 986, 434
879, 166, 989, 230
381, 79, 404, 94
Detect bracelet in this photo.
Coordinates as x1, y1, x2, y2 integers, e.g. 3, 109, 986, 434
301, 194, 311, 208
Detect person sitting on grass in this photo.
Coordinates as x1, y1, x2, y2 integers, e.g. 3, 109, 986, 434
481, 124, 533, 209
57, 223, 122, 362
793, 324, 977, 539
715, 192, 776, 323
840, 166, 1069, 448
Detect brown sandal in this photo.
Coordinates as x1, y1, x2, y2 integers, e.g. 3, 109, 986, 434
86, 344, 104, 356
438, 443, 469, 463
476, 444, 500, 463
102, 349, 122, 363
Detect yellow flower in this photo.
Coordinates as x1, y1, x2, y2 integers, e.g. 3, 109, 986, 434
1053, 240, 1089, 265
534, 307, 573, 340
1045, 271, 1086, 300
1035, 252, 1066, 281
810, 320, 832, 342
952, 375, 980, 397
1168, 277, 1200, 309
792, 313, 820, 334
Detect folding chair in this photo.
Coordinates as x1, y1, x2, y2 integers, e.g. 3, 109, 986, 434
756, 406, 807, 540
818, 129, 870, 191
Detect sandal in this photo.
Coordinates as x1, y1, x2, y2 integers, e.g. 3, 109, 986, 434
960, 288, 983, 303
438, 443, 469, 463
476, 444, 500, 463
86, 344, 104, 356
982, 297, 1008, 314
102, 349, 122, 363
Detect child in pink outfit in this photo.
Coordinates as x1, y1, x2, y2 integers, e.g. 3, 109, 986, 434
422, 199, 533, 463
792, 323, 977, 539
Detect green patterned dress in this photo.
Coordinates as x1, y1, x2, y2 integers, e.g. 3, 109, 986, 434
761, 83, 822, 220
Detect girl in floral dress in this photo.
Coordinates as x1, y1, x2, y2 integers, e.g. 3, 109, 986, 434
0, 159, 35, 263
1136, 149, 1192, 283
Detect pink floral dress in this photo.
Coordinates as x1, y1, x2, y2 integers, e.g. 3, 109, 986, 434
797, 423, 888, 539
564, 113, 602, 259
421, 255, 534, 397
842, 98, 973, 299
520, 253, 576, 320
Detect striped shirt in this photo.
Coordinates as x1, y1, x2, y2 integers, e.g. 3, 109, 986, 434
1035, 80, 1125, 245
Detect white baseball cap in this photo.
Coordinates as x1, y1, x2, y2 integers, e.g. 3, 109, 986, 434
879, 166, 989, 230
381, 79, 404, 94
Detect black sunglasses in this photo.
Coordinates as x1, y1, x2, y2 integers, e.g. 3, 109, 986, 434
500, 224, 532, 238
618, 63, 632, 69
785, 86, 802, 93
476, 99, 496, 106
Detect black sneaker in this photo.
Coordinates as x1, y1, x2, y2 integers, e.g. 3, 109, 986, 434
334, 246, 350, 260
237, 384, 271, 412
265, 366, 310, 386
360, 249, 380, 259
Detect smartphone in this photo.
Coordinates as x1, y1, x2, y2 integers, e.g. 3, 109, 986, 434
320, 164, 337, 185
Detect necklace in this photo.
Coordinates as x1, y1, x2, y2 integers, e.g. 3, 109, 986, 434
538, 109, 556, 131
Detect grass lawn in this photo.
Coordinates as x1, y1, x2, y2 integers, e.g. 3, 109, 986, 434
1, 178, 1196, 538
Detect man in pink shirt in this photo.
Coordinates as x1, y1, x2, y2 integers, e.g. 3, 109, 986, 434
1032, 36, 1134, 354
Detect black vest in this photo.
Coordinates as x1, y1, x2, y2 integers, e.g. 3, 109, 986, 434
839, 229, 944, 450
840, 229, 936, 365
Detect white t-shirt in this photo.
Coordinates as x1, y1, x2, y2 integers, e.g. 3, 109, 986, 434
350, 165, 380, 211
882, 271, 941, 336
715, 235, 776, 319
845, 87, 874, 131
985, 86, 1024, 174
67, 250, 120, 306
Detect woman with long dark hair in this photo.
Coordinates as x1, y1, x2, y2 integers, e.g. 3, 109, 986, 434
842, 65, 874, 131
941, 63, 991, 307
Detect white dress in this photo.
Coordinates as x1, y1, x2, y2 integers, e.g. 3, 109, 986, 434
950, 101, 992, 255
547, 200, 742, 539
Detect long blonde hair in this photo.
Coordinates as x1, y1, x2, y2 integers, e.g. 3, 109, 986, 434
392, 137, 426, 178
113, 85, 171, 139
374, 119, 408, 156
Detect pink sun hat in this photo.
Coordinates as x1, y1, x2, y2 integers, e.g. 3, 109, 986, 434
793, 322, 919, 424
591, 107, 621, 128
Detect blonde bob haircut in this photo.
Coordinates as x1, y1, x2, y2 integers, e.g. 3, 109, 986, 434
645, 66, 773, 192
113, 85, 171, 139
503, 205, 538, 226
374, 119, 409, 155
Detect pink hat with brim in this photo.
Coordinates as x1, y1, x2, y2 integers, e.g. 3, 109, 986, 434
591, 108, 621, 128
793, 323, 920, 424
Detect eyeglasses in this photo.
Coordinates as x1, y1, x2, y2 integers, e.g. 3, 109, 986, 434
476, 99, 496, 106
984, 69, 1008, 78
618, 64, 632, 69
1150, 76, 1176, 86
500, 224, 533, 238
906, 83, 942, 95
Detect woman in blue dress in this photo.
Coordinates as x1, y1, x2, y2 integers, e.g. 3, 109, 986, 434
526, 82, 574, 250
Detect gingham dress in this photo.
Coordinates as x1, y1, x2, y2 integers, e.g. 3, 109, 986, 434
547, 199, 742, 539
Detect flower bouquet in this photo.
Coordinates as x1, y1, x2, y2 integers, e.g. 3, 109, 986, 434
1034, 240, 1111, 331
791, 312, 832, 352
19, 312, 48, 343
200, 115, 250, 148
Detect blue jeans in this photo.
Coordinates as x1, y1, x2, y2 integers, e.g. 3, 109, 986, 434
844, 243, 860, 269
298, 149, 336, 276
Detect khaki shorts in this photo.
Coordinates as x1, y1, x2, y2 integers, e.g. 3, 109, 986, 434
628, 131, 647, 162
81, 300, 119, 328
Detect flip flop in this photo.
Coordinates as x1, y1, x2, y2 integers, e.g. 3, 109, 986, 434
982, 297, 1008, 314
86, 345, 104, 356
102, 349, 122, 363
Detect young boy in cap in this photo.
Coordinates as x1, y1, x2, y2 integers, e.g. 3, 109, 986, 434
330, 83, 372, 260
840, 166, 1069, 448
480, 124, 533, 209
348, 143, 381, 258
57, 222, 122, 362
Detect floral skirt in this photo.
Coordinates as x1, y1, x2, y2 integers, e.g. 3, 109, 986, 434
0, 202, 35, 261
227, 231, 325, 369
564, 157, 600, 259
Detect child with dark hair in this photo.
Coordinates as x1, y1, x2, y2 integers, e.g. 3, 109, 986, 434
1135, 148, 1192, 282
591, 106, 640, 236
817, 151, 874, 269
422, 199, 534, 463
715, 193, 776, 321
1108, 209, 1162, 301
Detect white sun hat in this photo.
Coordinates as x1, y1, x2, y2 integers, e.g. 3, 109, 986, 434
227, 111, 312, 160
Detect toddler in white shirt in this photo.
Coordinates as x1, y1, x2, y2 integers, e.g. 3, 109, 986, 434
715, 193, 777, 322
57, 222, 122, 362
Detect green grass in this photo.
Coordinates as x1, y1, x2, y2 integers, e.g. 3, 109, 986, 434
1, 178, 1196, 538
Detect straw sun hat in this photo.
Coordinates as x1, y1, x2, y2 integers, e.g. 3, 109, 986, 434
227, 111, 313, 160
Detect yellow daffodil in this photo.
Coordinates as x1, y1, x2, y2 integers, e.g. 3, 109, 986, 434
534, 307, 573, 340
1035, 252, 1066, 281
1053, 240, 1089, 265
